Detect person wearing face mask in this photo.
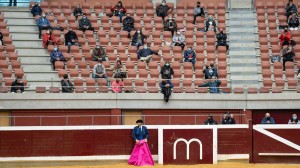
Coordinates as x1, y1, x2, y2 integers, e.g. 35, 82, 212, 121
160, 61, 174, 79
111, 1, 127, 23
159, 79, 174, 102
163, 14, 177, 37
31, 2, 42, 17
221, 112, 235, 125
203, 63, 218, 79
61, 74, 75, 93
137, 44, 159, 63
123, 13, 135, 38
111, 60, 126, 78
216, 29, 229, 51
131, 29, 147, 51
64, 28, 78, 53
285, 0, 297, 22
261, 113, 275, 124
205, 15, 217, 32
10, 76, 25, 93
156, 0, 171, 22
288, 13, 299, 30
79, 14, 95, 32
111, 77, 125, 93
183, 47, 196, 67
193, 1, 205, 24
50, 45, 66, 70
172, 31, 186, 50
93, 59, 107, 79
92, 44, 106, 61
36, 12, 51, 39
288, 114, 300, 124
198, 76, 221, 93
42, 29, 57, 48
73, 4, 83, 20
204, 114, 218, 125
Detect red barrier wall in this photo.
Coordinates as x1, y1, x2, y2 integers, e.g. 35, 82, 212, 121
218, 128, 249, 154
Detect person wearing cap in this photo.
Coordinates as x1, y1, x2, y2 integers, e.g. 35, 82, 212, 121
205, 15, 217, 32
137, 44, 159, 63
65, 27, 78, 53
285, 0, 297, 22
128, 119, 154, 166
11, 76, 25, 93
203, 62, 218, 79
31, 2, 42, 17
160, 61, 174, 79
183, 46, 196, 67
50, 45, 65, 70
221, 112, 236, 124
198, 76, 221, 93
131, 29, 147, 51
123, 13, 135, 38
288, 114, 300, 124
216, 29, 229, 51
93, 59, 107, 79
61, 74, 74, 93
42, 29, 57, 48
261, 113, 275, 124
172, 31, 186, 50
159, 79, 174, 102
79, 14, 94, 32
193, 1, 205, 24
36, 12, 51, 39
164, 14, 177, 37
92, 44, 106, 61
156, 0, 171, 22
73, 4, 83, 20
204, 114, 218, 125
111, 77, 124, 93
111, 1, 127, 23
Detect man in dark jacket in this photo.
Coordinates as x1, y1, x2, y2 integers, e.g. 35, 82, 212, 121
184, 47, 196, 67
203, 63, 218, 79
288, 13, 299, 30
205, 15, 217, 32
50, 45, 65, 70
131, 30, 146, 51
221, 112, 236, 124
73, 4, 83, 20
204, 114, 218, 125
92, 44, 106, 61
79, 14, 94, 32
137, 44, 159, 63
281, 44, 295, 71
164, 14, 177, 37
216, 29, 229, 51
64, 27, 78, 53
160, 61, 174, 79
193, 1, 205, 24
36, 12, 51, 39
286, 0, 297, 22
159, 79, 174, 102
123, 13, 135, 38
261, 113, 275, 124
11, 76, 25, 93
61, 74, 74, 93
156, 0, 171, 22
198, 76, 221, 93
31, 2, 42, 17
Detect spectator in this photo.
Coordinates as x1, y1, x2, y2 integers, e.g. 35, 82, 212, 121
61, 74, 74, 93
112, 77, 124, 93
164, 14, 177, 37
160, 61, 174, 79
281, 44, 295, 71
42, 29, 57, 48
288, 13, 299, 30
204, 114, 218, 125
73, 4, 83, 20
172, 31, 186, 50
285, 0, 297, 22
36, 12, 51, 39
93, 59, 107, 79
79, 14, 94, 32
123, 13, 135, 38
50, 45, 65, 70
183, 46, 196, 67
261, 113, 275, 124
159, 79, 174, 102
0, 30, 4, 46
288, 114, 300, 124
137, 44, 159, 63
279, 28, 291, 46
216, 29, 229, 51
193, 1, 205, 24
221, 112, 235, 124
92, 44, 106, 61
64, 27, 78, 53
31, 2, 42, 17
111, 60, 126, 78
131, 29, 147, 51
156, 0, 171, 22
205, 15, 217, 32
10, 76, 25, 93
203, 63, 218, 79
198, 76, 221, 93
111, 1, 127, 23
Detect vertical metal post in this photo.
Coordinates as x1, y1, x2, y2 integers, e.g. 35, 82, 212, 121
40, 116, 42, 126
194, 116, 197, 125
92, 115, 94, 125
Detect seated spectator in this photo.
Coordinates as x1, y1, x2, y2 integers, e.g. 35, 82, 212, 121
79, 14, 94, 32
73, 4, 83, 20
159, 79, 174, 102
0, 29, 4, 46
172, 31, 186, 50
205, 15, 217, 32
156, 0, 171, 22
198, 76, 221, 93
61, 74, 74, 93
92, 44, 106, 61
111, 60, 126, 78
31, 2, 42, 17
164, 14, 177, 37
285, 0, 297, 22
36, 12, 51, 39
261, 113, 275, 124
131, 29, 147, 51
193, 1, 205, 24
93, 59, 107, 79
183, 46, 196, 67
221, 112, 235, 124
216, 29, 229, 51
203, 63, 218, 79
112, 77, 124, 93
65, 27, 78, 53
281, 44, 295, 71
160, 61, 174, 79
123, 13, 135, 38
288, 114, 300, 124
137, 44, 159, 63
10, 76, 25, 93
50, 45, 66, 70
288, 13, 299, 30
111, 1, 127, 23
204, 114, 218, 125
42, 29, 57, 48
279, 28, 292, 46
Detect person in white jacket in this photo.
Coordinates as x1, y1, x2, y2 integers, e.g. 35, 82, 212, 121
172, 31, 186, 51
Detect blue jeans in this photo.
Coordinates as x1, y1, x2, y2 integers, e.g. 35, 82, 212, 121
115, 13, 123, 23
93, 74, 107, 79
67, 42, 78, 53
131, 42, 143, 51
184, 59, 195, 66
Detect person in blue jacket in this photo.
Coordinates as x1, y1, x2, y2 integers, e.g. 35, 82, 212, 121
159, 79, 174, 102
261, 113, 275, 124
184, 47, 196, 67
50, 45, 65, 70
31, 2, 42, 17
36, 12, 51, 39
132, 119, 149, 143
198, 76, 221, 93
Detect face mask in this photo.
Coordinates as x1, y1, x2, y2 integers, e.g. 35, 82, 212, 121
83, 16, 86, 19
266, 117, 270, 120
35, 4, 38, 6
162, 3, 166, 5
54, 47, 58, 51
188, 48, 191, 51
96, 46, 100, 49
209, 17, 213, 21
210, 64, 214, 67
69, 29, 72, 32
197, 5, 200, 7
165, 64, 170, 67
220, 31, 223, 34
177, 33, 180, 35
118, 3, 121, 6
143, 46, 148, 49
116, 80, 120, 83
42, 14, 46, 17
46, 31, 50, 34
209, 117, 213, 121
137, 31, 140, 34
293, 116, 297, 120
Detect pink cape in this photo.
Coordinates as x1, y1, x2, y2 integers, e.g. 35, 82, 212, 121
128, 140, 154, 166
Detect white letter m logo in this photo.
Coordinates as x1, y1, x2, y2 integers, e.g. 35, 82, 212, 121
173, 138, 203, 160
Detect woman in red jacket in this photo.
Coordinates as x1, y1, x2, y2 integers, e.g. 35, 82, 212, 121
42, 30, 57, 48
111, 1, 127, 23
279, 28, 291, 46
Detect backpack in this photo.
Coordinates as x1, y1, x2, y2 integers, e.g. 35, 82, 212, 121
271, 55, 281, 63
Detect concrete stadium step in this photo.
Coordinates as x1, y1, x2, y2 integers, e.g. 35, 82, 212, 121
229, 35, 255, 40
230, 0, 252, 8
11, 33, 40, 40
229, 43, 256, 48
17, 48, 47, 55
229, 20, 255, 26
13, 41, 43, 48
230, 50, 256, 56
229, 27, 255, 33
6, 18, 36, 25
229, 58, 257, 64
23, 65, 53, 72
25, 73, 59, 81
3, 11, 33, 18
229, 13, 254, 19
229, 47, 255, 51
20, 56, 50, 64
8, 25, 37, 33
